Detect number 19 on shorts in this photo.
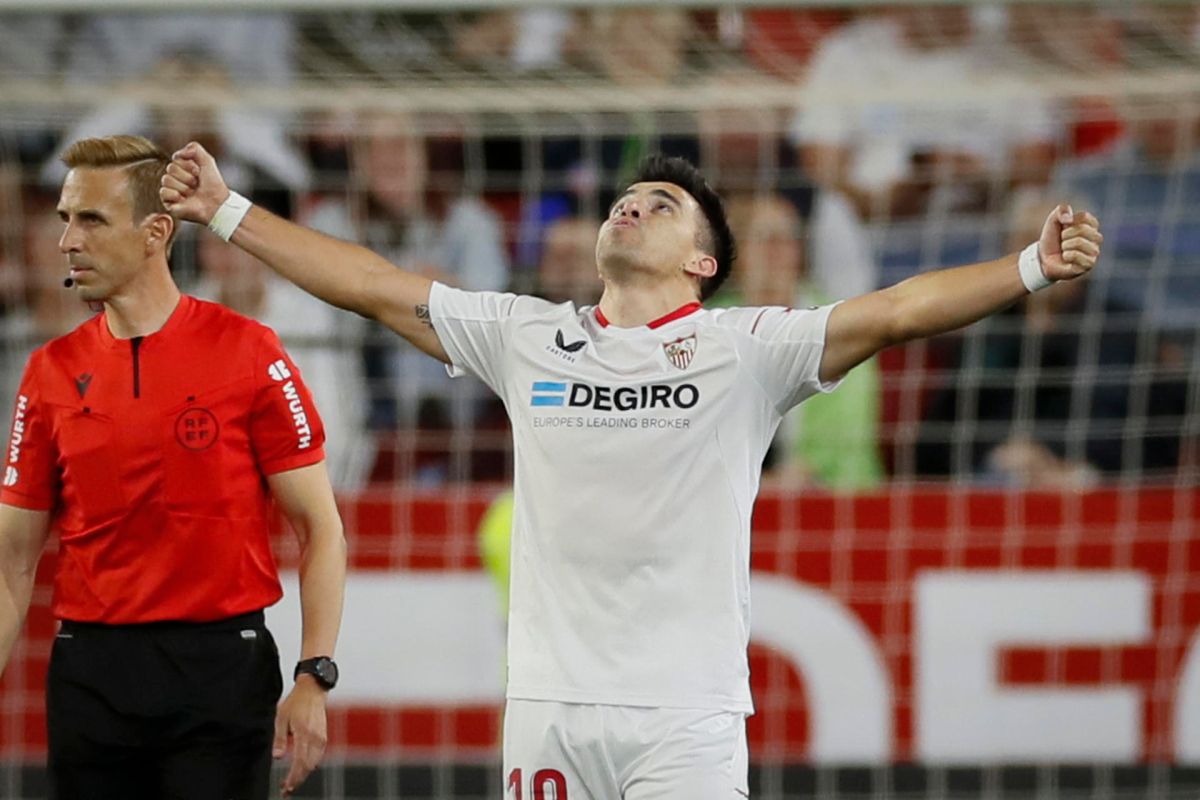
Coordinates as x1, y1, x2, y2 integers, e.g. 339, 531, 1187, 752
508, 768, 568, 799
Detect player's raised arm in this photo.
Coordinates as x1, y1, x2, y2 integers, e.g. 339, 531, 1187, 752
818, 204, 1102, 384
160, 142, 449, 363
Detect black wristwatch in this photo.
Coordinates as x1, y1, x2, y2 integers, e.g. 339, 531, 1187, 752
294, 656, 339, 690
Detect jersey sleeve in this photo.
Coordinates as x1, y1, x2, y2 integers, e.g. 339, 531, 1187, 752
428, 282, 554, 394
0, 351, 59, 510
249, 328, 328, 476
723, 304, 845, 413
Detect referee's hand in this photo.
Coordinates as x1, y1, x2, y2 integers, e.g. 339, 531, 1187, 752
274, 676, 329, 796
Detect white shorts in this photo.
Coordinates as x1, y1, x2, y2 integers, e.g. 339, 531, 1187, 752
503, 699, 749, 800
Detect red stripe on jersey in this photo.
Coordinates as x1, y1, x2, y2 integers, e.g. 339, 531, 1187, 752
648, 302, 702, 329
594, 302, 702, 330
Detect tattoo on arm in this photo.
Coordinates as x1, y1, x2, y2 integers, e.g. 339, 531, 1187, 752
415, 304, 432, 328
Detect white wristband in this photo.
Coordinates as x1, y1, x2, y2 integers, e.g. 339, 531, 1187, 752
208, 191, 252, 242
1018, 241, 1053, 293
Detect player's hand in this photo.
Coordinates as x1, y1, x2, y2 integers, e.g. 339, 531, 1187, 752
1038, 203, 1102, 282
159, 141, 230, 226
273, 676, 329, 797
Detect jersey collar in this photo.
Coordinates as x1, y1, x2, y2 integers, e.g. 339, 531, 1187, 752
594, 301, 703, 330
96, 294, 192, 348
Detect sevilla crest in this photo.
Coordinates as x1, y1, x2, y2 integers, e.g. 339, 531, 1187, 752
663, 333, 697, 370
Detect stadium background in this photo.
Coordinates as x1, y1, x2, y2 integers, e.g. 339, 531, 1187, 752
1, 1, 1198, 798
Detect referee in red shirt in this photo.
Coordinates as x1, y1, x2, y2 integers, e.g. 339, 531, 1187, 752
0, 135, 346, 799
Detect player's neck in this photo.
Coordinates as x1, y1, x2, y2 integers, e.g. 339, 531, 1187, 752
103, 265, 183, 340
596, 282, 701, 329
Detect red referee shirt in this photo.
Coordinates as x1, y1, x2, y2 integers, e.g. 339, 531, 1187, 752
1, 295, 326, 624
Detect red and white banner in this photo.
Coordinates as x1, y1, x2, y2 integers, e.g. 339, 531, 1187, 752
3, 487, 1198, 763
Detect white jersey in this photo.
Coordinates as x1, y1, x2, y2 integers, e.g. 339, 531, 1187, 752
429, 283, 840, 712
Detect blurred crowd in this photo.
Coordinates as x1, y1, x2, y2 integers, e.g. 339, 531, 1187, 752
0, 5, 1198, 490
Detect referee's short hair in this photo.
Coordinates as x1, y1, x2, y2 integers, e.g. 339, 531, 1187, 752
632, 154, 736, 301
61, 135, 179, 254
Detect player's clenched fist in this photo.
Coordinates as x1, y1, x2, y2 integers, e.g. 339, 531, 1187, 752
160, 141, 229, 226
1038, 203, 1103, 282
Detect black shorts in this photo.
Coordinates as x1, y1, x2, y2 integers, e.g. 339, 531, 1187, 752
46, 610, 283, 800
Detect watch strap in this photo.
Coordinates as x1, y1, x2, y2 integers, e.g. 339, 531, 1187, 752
294, 655, 338, 690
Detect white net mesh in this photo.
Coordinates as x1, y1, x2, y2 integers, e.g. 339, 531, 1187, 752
2, 2, 1199, 799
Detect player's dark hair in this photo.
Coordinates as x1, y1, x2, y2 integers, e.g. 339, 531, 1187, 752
632, 154, 735, 301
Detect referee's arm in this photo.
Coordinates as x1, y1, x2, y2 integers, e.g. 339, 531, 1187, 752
161, 142, 449, 365
0, 504, 51, 674
266, 462, 346, 797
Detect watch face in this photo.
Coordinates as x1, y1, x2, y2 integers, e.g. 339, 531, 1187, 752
298, 657, 338, 689
315, 658, 338, 687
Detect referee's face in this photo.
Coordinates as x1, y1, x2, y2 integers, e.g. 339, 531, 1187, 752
57, 167, 149, 303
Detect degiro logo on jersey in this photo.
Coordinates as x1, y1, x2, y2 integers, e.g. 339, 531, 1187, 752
529, 380, 699, 411
531, 382, 567, 406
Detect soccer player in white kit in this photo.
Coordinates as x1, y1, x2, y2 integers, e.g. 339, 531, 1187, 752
162, 145, 1102, 799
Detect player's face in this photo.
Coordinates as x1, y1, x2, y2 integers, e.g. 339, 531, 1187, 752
597, 181, 705, 284
57, 167, 150, 303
